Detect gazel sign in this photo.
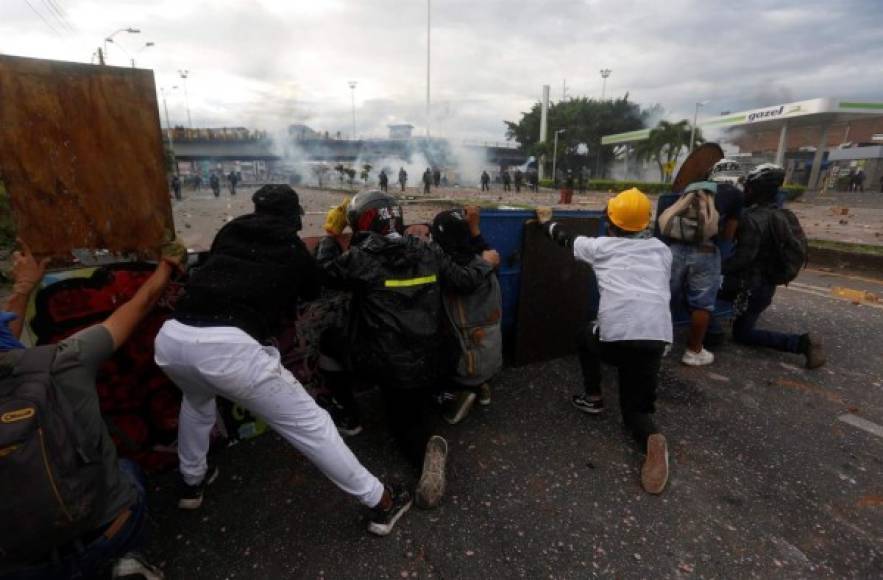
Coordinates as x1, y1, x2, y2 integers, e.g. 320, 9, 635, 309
703, 98, 834, 128
748, 105, 786, 122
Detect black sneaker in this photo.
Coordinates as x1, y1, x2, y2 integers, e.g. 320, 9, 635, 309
112, 552, 164, 579
368, 484, 412, 537
318, 394, 364, 436
178, 465, 219, 510
335, 412, 364, 437
571, 394, 605, 414
477, 383, 492, 406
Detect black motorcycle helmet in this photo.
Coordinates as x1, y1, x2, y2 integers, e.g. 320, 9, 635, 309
744, 163, 785, 203
431, 209, 474, 265
346, 190, 404, 235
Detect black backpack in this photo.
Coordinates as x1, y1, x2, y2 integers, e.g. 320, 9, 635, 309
765, 208, 808, 285
0, 346, 105, 564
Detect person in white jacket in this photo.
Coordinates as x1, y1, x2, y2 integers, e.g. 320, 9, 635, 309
536, 187, 673, 495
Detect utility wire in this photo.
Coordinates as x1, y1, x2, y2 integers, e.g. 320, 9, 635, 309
23, 0, 61, 36
42, 0, 74, 32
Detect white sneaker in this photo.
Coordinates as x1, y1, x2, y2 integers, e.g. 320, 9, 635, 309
681, 347, 714, 366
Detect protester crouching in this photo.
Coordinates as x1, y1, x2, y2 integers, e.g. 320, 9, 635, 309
537, 188, 673, 494
431, 206, 503, 424
316, 190, 500, 509
154, 184, 412, 537
0, 239, 186, 579
721, 164, 826, 369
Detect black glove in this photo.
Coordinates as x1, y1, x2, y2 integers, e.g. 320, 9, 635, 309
543, 222, 574, 249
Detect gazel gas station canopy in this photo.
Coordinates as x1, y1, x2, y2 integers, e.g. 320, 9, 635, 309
601, 98, 883, 189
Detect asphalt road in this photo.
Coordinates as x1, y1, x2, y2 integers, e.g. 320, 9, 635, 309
143, 267, 883, 579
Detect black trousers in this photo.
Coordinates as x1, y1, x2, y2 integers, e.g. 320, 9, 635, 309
320, 328, 434, 470
381, 385, 434, 469
577, 325, 665, 446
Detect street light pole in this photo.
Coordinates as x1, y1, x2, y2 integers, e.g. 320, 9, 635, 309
552, 129, 566, 184
600, 68, 612, 100
348, 81, 358, 140
426, 0, 431, 139
130, 41, 155, 68
689, 100, 708, 153
103, 27, 140, 65
178, 69, 193, 129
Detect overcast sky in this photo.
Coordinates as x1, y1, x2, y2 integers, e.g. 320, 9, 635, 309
2, 0, 882, 142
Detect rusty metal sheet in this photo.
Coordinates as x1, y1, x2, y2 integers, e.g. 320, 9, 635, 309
514, 217, 600, 366
0, 55, 173, 257
672, 142, 725, 193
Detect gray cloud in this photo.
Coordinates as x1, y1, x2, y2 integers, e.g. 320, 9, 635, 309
2, 0, 881, 141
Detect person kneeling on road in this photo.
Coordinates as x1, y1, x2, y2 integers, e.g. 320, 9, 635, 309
0, 240, 184, 579
721, 164, 826, 369
536, 188, 673, 495
154, 185, 411, 537
316, 190, 499, 509
431, 206, 503, 424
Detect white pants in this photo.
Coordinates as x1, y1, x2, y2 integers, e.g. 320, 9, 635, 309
154, 320, 384, 508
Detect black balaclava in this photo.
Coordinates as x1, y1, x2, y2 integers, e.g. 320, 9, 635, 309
252, 184, 304, 230
432, 209, 475, 265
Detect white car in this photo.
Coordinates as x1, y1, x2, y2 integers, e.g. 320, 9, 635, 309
709, 158, 756, 189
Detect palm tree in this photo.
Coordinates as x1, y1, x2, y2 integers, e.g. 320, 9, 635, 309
635, 120, 704, 182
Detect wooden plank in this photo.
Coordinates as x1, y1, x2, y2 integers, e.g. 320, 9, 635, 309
672, 142, 724, 193
0, 55, 173, 257
514, 217, 601, 366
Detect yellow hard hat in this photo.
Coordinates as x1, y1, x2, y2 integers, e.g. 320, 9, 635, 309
606, 187, 652, 232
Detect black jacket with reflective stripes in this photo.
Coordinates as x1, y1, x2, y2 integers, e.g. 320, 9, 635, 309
317, 233, 492, 389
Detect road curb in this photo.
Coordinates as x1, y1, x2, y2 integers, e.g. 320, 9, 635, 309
808, 246, 883, 275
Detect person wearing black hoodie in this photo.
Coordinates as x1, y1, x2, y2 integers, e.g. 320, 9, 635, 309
316, 190, 499, 509
154, 185, 412, 537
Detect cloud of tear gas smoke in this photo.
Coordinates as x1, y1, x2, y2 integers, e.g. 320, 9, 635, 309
349, 151, 432, 191
446, 141, 496, 187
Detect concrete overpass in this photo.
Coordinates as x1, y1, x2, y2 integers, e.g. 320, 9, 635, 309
170, 137, 528, 167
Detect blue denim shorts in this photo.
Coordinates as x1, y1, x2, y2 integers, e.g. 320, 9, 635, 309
670, 243, 721, 312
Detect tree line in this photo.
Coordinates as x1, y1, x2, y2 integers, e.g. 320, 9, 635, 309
504, 95, 703, 182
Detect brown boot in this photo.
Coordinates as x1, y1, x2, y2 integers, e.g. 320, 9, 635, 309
641, 434, 669, 495
415, 436, 448, 509
801, 333, 827, 369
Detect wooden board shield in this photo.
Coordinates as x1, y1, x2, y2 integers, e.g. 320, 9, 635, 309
514, 217, 601, 366
0, 54, 173, 257
671, 142, 725, 193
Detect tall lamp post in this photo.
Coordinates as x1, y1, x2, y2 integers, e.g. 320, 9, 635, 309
178, 69, 193, 129
130, 41, 155, 68
348, 81, 358, 140
689, 100, 709, 153
103, 27, 140, 65
552, 129, 566, 184
600, 68, 612, 100
426, 0, 431, 139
